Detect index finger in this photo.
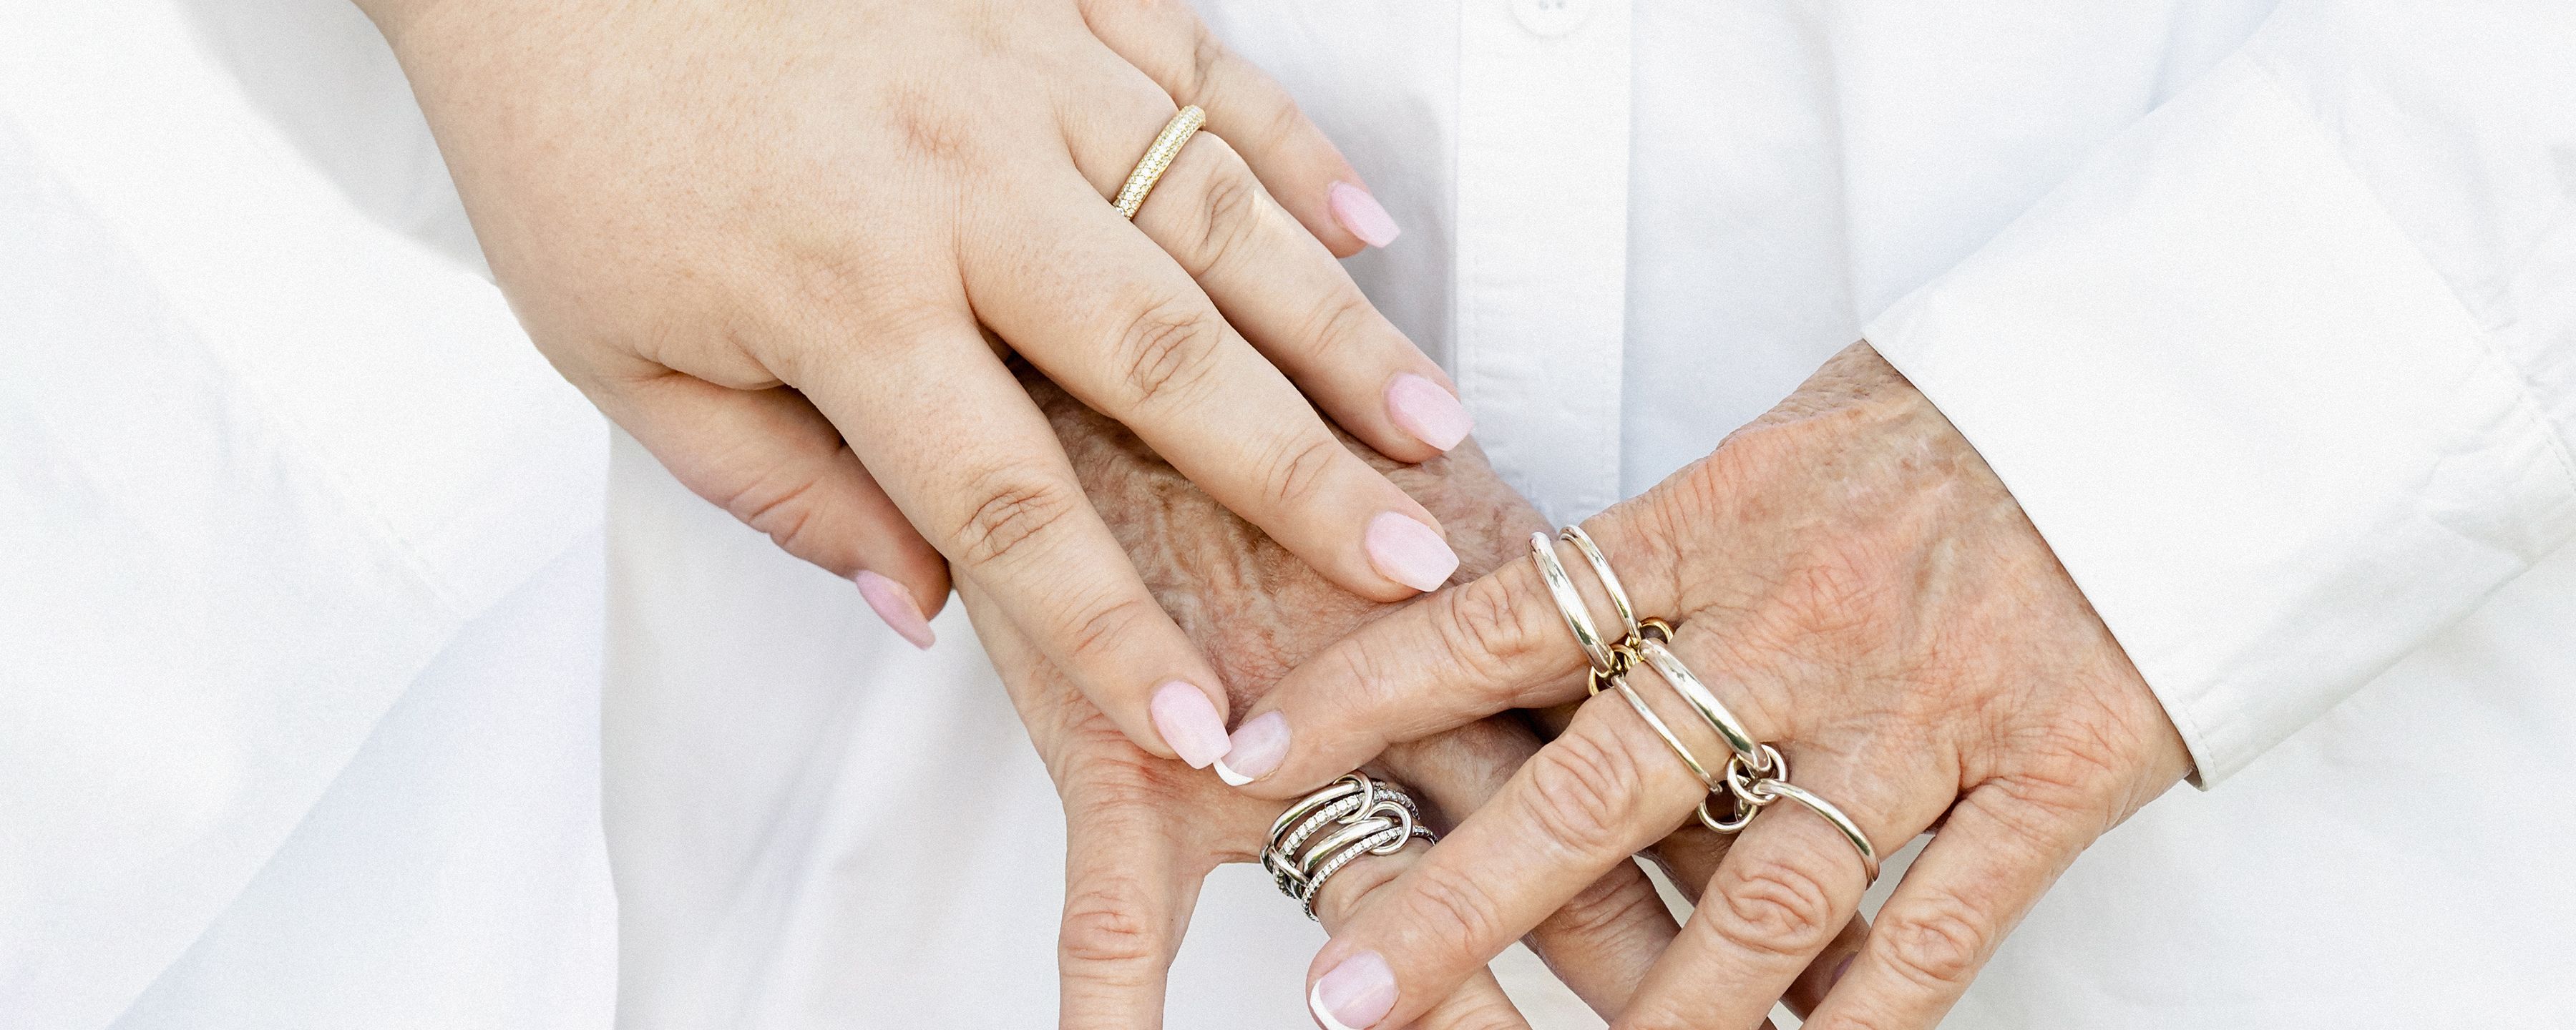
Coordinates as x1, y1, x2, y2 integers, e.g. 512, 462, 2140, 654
1301, 698, 1709, 1030
1219, 524, 1680, 796
791, 310, 1234, 768
965, 175, 1459, 603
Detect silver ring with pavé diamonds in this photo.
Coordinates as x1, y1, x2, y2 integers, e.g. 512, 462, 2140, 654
1262, 772, 1435, 920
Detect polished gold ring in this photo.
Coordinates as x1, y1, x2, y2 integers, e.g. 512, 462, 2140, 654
1111, 105, 1206, 219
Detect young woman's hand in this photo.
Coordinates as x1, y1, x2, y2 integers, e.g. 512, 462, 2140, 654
358, 0, 1468, 768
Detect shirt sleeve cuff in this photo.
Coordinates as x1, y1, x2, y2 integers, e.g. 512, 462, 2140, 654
1864, 53, 2576, 786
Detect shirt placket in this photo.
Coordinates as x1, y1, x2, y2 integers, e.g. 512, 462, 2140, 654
1453, 0, 1633, 526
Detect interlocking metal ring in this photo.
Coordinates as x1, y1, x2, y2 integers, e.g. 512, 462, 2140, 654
1530, 524, 1879, 884
1262, 773, 1435, 919
1529, 530, 1619, 672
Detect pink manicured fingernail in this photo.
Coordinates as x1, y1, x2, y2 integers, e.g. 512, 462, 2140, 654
854, 571, 935, 649
1214, 711, 1289, 786
1329, 182, 1401, 248
1310, 951, 1397, 1030
1385, 373, 1471, 451
1151, 681, 1230, 769
1365, 511, 1458, 593
1830, 953, 1855, 989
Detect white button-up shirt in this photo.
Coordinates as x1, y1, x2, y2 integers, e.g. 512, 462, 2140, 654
5, 1, 2570, 1027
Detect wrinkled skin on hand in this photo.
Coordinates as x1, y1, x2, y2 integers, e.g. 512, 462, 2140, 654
977, 370, 1854, 1028
1241, 344, 2192, 1030
975, 371, 1553, 1028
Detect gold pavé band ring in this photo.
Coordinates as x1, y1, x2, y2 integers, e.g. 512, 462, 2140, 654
1111, 105, 1206, 220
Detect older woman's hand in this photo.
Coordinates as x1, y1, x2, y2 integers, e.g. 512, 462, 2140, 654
996, 369, 1685, 1026
356, 0, 1468, 770
1227, 343, 2195, 1030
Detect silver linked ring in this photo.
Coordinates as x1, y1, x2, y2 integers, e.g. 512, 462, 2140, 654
1529, 524, 1880, 885
1529, 531, 1618, 672
1262, 773, 1435, 920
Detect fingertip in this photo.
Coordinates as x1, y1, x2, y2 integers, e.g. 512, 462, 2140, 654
855, 570, 937, 649
1310, 951, 1398, 1030
1385, 373, 1473, 453
1214, 710, 1289, 786
1365, 511, 1460, 594
1328, 181, 1400, 250
1149, 680, 1231, 769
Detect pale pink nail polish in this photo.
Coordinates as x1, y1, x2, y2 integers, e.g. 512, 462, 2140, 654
1329, 182, 1401, 248
854, 571, 935, 649
1385, 373, 1472, 451
1150, 681, 1230, 769
1309, 951, 1397, 1030
1365, 511, 1459, 593
1214, 711, 1289, 786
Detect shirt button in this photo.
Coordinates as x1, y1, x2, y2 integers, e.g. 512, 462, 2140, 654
1513, 0, 1592, 37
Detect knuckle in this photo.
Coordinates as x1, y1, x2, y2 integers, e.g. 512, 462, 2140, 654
1249, 434, 1341, 513
1181, 24, 1226, 101
1293, 294, 1377, 366
1618, 999, 1701, 1030
1180, 148, 1269, 278
1537, 867, 1664, 946
1710, 852, 1842, 958
719, 467, 829, 566
1428, 994, 1528, 1030
1058, 879, 1166, 970
1061, 592, 1161, 668
1877, 903, 1989, 989
948, 464, 1081, 569
1108, 297, 1226, 411
1405, 864, 1511, 961
1803, 1011, 1901, 1030
1437, 580, 1549, 695
1519, 732, 1645, 858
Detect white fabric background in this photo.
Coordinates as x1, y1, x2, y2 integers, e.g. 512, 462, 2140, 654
3, 0, 2570, 1027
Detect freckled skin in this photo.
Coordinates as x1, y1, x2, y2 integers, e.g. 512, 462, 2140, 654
1014, 362, 1543, 809
1000, 368, 1855, 1023
1040, 365, 1536, 712
1264, 343, 2191, 1030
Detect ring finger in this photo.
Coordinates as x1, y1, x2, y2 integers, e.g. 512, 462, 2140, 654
1297, 621, 1896, 1028
1298, 695, 1710, 1029
1312, 841, 1533, 1030
1060, 50, 1467, 466
1619, 758, 1908, 1030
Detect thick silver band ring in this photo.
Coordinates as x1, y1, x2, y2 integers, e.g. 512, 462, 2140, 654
1635, 637, 1767, 772
1529, 531, 1616, 671
1262, 772, 1435, 920
1749, 778, 1883, 883
1559, 526, 1642, 641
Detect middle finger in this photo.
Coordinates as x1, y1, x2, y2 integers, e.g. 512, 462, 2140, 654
1375, 721, 1682, 1019
964, 165, 1458, 602
1299, 695, 1709, 1029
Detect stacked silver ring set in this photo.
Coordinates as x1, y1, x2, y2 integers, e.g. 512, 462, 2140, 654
1532, 526, 1881, 885
1262, 772, 1436, 919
